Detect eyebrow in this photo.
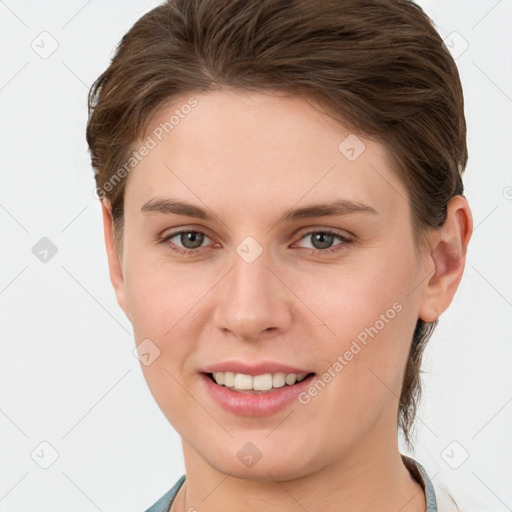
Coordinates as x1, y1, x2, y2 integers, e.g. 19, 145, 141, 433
141, 197, 211, 219
140, 197, 379, 222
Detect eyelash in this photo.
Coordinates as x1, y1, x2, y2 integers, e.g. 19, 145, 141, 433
159, 229, 353, 256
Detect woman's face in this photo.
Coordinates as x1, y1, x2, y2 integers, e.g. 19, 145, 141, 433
110, 89, 433, 480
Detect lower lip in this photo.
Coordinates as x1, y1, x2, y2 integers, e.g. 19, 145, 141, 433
200, 373, 316, 417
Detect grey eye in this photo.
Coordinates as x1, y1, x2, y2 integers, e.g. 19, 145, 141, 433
178, 231, 205, 249
309, 232, 336, 250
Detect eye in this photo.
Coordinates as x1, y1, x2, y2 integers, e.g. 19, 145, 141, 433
295, 229, 352, 253
161, 230, 213, 254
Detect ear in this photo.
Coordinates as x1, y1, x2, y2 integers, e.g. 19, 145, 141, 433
101, 199, 129, 318
418, 195, 473, 322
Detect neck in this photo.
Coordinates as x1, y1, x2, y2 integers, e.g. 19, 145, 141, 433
177, 408, 425, 512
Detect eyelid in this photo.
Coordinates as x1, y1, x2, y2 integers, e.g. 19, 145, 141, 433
294, 226, 353, 242
159, 224, 215, 241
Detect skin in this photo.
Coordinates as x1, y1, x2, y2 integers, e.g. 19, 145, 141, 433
101, 89, 472, 512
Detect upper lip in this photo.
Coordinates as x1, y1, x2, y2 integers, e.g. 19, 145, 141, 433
201, 360, 314, 376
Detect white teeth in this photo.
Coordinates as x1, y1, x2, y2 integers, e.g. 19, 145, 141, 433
210, 371, 310, 391
234, 373, 253, 389
272, 372, 286, 388
223, 372, 235, 387
285, 374, 296, 385
253, 374, 273, 391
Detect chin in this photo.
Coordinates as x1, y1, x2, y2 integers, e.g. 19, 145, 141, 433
197, 435, 322, 482
212, 457, 312, 483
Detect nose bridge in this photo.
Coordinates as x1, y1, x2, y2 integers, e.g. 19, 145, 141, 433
213, 242, 292, 340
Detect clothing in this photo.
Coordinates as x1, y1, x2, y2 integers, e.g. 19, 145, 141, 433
144, 455, 452, 512
144, 474, 186, 512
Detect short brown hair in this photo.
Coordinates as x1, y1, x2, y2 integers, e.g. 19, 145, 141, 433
86, 0, 467, 448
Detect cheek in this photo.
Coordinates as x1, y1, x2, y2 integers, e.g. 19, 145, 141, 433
294, 249, 418, 408
123, 252, 209, 341
299, 300, 413, 453
295, 251, 416, 343
311, 294, 411, 400
124, 258, 205, 428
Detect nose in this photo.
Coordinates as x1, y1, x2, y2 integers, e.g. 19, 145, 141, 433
212, 248, 294, 342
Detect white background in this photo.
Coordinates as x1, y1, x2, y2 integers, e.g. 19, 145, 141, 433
0, 1, 511, 510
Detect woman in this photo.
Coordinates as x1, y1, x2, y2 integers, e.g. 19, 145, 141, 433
86, 1, 472, 510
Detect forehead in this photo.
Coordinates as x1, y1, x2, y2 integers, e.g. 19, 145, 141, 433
125, 89, 407, 220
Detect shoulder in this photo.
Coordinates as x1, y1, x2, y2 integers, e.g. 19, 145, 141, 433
402, 454, 460, 512
143, 475, 186, 512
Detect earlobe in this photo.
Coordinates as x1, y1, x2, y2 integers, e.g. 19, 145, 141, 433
418, 195, 473, 323
101, 199, 129, 318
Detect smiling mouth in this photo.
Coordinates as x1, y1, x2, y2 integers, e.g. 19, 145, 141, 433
204, 371, 316, 393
